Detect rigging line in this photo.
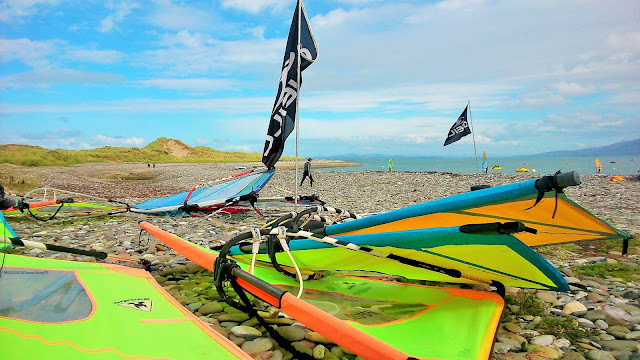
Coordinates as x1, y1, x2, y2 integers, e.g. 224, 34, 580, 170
535, 231, 597, 236
291, 229, 472, 284
249, 228, 261, 275
237, 223, 471, 285
468, 100, 479, 176
277, 227, 304, 297
25, 202, 66, 222
25, 187, 112, 202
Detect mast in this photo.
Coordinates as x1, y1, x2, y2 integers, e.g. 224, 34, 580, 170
294, 0, 302, 211
468, 100, 479, 175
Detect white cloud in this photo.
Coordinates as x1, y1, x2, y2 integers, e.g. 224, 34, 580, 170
1, 96, 271, 114
99, 1, 141, 32
8, 130, 146, 150
65, 49, 124, 64
221, 0, 290, 14
511, 92, 568, 109
312, 8, 355, 27
308, 0, 639, 94
551, 82, 596, 97
336, 0, 383, 5
0, 38, 56, 68
147, 0, 215, 31
98, 1, 142, 32
0, 39, 123, 70
0, 0, 64, 23
222, 144, 254, 152
131, 78, 237, 92
606, 31, 640, 54
133, 31, 282, 75
545, 113, 623, 130
194, 137, 211, 145
0, 69, 125, 89
95, 134, 145, 146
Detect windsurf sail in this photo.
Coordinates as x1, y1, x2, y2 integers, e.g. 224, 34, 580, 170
0, 253, 253, 359
130, 168, 275, 215
224, 222, 569, 292
2, 187, 128, 221
1, 214, 107, 259
0, 215, 253, 359
595, 157, 602, 174
0, 212, 18, 250
216, 171, 629, 290
323, 171, 630, 247
140, 221, 504, 360
482, 151, 489, 172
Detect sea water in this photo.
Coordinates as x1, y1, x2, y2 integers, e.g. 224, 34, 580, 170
319, 155, 640, 176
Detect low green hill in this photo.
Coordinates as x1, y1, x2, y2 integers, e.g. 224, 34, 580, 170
0, 138, 291, 166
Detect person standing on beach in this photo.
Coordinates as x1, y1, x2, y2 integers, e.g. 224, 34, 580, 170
388, 157, 394, 172
300, 158, 314, 187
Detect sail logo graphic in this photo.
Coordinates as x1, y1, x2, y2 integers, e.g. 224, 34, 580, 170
449, 120, 469, 136
264, 52, 299, 157
115, 298, 153, 312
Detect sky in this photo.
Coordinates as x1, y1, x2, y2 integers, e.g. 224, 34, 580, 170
1, 0, 639, 158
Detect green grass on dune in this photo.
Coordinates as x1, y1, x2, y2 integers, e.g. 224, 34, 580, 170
0, 138, 296, 167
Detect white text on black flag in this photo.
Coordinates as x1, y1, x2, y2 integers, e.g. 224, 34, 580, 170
443, 105, 471, 146
262, 0, 317, 168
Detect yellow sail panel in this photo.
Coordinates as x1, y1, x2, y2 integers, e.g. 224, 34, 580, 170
259, 232, 567, 291
464, 197, 620, 235
386, 245, 558, 290
333, 195, 620, 246
265, 248, 476, 285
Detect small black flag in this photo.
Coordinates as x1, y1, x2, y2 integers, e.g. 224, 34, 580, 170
262, 0, 318, 169
443, 105, 471, 146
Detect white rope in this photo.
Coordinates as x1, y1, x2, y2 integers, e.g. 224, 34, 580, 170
277, 226, 304, 298
249, 228, 261, 275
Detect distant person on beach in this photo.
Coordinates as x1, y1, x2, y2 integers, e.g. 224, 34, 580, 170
300, 158, 314, 187
388, 157, 394, 172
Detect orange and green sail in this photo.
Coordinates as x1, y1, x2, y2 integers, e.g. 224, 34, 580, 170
325, 172, 630, 247
0, 254, 252, 360
0, 215, 252, 360
2, 187, 127, 221
140, 221, 504, 360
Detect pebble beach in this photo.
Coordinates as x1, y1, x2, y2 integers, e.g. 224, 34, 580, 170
2, 162, 640, 360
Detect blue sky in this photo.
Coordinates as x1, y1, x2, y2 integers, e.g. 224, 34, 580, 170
1, 0, 639, 158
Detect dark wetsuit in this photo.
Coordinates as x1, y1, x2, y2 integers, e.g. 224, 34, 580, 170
300, 161, 313, 187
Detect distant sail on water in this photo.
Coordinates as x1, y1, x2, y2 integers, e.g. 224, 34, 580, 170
482, 151, 489, 171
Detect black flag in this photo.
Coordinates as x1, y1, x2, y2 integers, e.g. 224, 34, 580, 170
262, 0, 318, 169
443, 105, 471, 146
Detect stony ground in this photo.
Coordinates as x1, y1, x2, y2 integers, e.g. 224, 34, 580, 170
2, 162, 639, 360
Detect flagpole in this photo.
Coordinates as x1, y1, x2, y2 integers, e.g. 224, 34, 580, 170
468, 100, 479, 175
294, 0, 302, 212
